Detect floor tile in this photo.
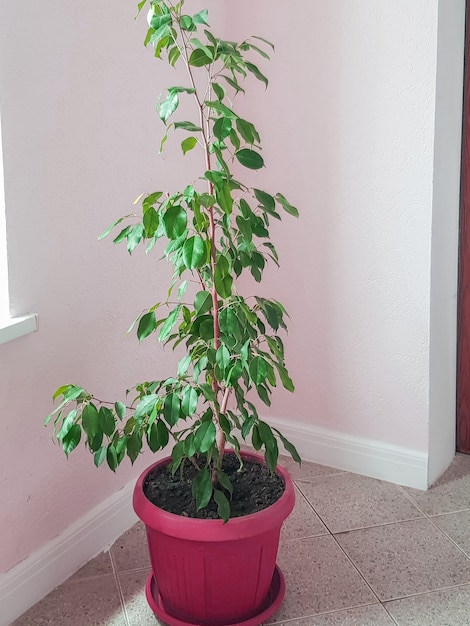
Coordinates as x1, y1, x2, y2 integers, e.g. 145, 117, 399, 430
110, 521, 151, 573
431, 510, 470, 557
401, 453, 470, 515
267, 536, 378, 623
69, 550, 114, 581
281, 485, 329, 540
11, 575, 126, 626
297, 473, 422, 533
118, 568, 166, 626
335, 518, 470, 601
269, 603, 395, 625
385, 584, 470, 625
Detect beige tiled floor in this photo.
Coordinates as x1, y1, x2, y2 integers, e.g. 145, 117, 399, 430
12, 453, 470, 626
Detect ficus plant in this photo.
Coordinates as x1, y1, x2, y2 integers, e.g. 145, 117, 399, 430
45, 0, 300, 521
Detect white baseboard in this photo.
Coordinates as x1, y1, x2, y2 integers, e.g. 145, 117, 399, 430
0, 479, 138, 626
0, 421, 429, 625
266, 416, 429, 491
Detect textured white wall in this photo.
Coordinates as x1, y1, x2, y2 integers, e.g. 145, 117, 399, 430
0, 0, 464, 573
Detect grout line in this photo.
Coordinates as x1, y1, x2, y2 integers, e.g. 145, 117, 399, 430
395, 484, 431, 517
330, 533, 383, 605
428, 507, 470, 516
381, 602, 401, 626
381, 580, 470, 604
266, 601, 385, 625
395, 485, 470, 562
109, 547, 131, 626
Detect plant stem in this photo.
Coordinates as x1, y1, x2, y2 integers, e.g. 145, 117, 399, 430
176, 13, 226, 462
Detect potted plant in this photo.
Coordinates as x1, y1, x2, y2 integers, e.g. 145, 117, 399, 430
45, 1, 300, 624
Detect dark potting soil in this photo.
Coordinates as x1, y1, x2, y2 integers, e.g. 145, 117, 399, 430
143, 454, 285, 519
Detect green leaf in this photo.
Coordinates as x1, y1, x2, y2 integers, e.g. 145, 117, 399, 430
252, 424, 262, 451
127, 433, 143, 463
137, 311, 157, 341
99, 407, 115, 437
98, 215, 131, 241
178, 280, 188, 301
212, 82, 225, 101
246, 61, 268, 88
214, 488, 231, 522
275, 362, 295, 392
164, 392, 181, 426
273, 428, 301, 464
240, 41, 270, 60
180, 15, 195, 31
181, 386, 198, 417
159, 90, 179, 123
235, 149, 264, 170
252, 35, 275, 50
226, 360, 243, 385
114, 401, 126, 420
81, 403, 100, 439
249, 356, 268, 385
127, 224, 144, 254
94, 446, 107, 468
174, 121, 203, 132
181, 136, 197, 155
275, 193, 299, 217
189, 38, 214, 60
213, 117, 232, 141
106, 444, 118, 472
258, 420, 276, 450
265, 442, 279, 472
134, 394, 159, 420
214, 271, 233, 298
254, 188, 275, 212
219, 308, 240, 337
205, 100, 237, 119
56, 409, 77, 441
149, 13, 172, 31
236, 119, 260, 144
189, 48, 213, 67
215, 181, 233, 214
194, 420, 216, 453
62, 424, 81, 456
257, 384, 271, 406
192, 468, 212, 510
192, 9, 209, 25
216, 470, 233, 496
182, 236, 206, 269
199, 383, 216, 402
157, 419, 170, 448
158, 305, 181, 342
194, 290, 212, 316
163, 206, 187, 239
216, 345, 230, 372
221, 74, 245, 94
113, 225, 131, 245
236, 216, 252, 243
89, 431, 104, 453
135, 1, 148, 18
143, 207, 159, 237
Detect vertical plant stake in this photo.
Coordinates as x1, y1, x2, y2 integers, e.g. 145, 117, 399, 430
46, 0, 300, 521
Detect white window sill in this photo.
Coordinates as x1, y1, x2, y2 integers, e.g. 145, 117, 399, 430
0, 314, 38, 345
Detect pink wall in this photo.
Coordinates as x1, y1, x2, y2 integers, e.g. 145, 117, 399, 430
231, 1, 440, 449
0, 0, 463, 573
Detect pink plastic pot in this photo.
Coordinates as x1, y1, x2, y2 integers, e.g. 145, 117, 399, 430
133, 450, 295, 626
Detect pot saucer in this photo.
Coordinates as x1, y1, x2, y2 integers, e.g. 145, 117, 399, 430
145, 565, 285, 626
